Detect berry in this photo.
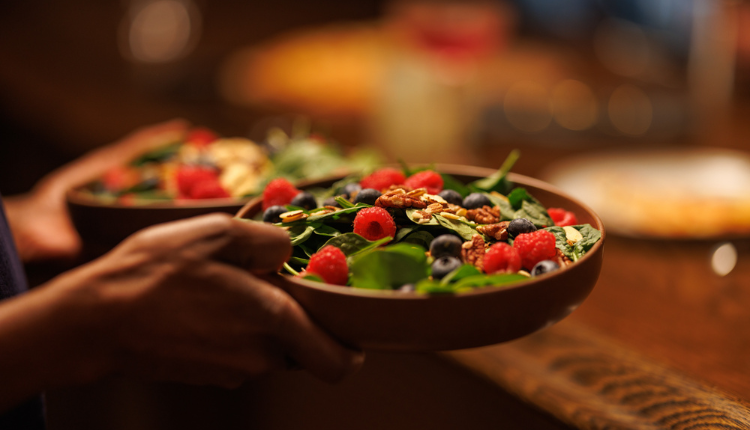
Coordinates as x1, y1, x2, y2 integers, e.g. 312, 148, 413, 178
463, 193, 491, 209
263, 205, 288, 223
548, 208, 578, 227
513, 230, 557, 270
359, 168, 406, 191
190, 179, 230, 199
186, 127, 218, 147
290, 191, 318, 210
405, 170, 443, 194
353, 188, 381, 205
429, 234, 463, 259
507, 218, 537, 238
438, 189, 463, 206
176, 165, 219, 197
262, 178, 300, 210
352, 207, 397, 242
483, 243, 521, 274
531, 260, 560, 277
431, 256, 462, 280
306, 245, 349, 285
342, 183, 362, 199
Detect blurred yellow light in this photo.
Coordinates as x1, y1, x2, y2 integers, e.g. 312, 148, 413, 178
711, 242, 737, 277
503, 81, 551, 133
608, 84, 652, 136
551, 80, 598, 131
127, 0, 197, 63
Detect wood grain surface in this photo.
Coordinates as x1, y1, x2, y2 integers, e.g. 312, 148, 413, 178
445, 321, 750, 430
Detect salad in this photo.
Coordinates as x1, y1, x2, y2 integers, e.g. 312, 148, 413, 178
256, 151, 602, 294
81, 125, 382, 205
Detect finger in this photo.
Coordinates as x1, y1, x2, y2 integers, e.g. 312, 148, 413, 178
124, 214, 291, 274
253, 276, 365, 383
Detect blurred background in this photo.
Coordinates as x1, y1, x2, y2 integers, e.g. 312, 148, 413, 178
3, 0, 750, 192
2, 1, 750, 429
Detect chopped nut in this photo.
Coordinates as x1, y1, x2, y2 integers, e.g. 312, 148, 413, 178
375, 188, 427, 209
280, 210, 307, 223
466, 205, 501, 224
555, 249, 573, 267
407, 188, 426, 198
461, 234, 486, 271
476, 221, 510, 241
441, 212, 460, 220
456, 208, 468, 218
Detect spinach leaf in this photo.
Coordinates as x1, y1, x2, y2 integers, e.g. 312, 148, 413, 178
544, 224, 601, 261
467, 150, 519, 195
433, 214, 480, 241
507, 188, 533, 210
349, 243, 429, 290
307, 204, 368, 222
514, 200, 553, 228
130, 143, 180, 166
288, 224, 316, 246
312, 224, 341, 237
399, 230, 435, 249
439, 264, 481, 285
441, 173, 471, 197
321, 233, 389, 257
485, 193, 515, 220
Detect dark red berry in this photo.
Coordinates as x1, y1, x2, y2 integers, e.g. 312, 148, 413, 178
548, 208, 578, 227
306, 245, 349, 285
262, 178, 300, 210
176, 165, 219, 197
189, 179, 230, 199
359, 168, 406, 191
353, 207, 397, 242
405, 170, 443, 194
483, 243, 521, 274
186, 127, 218, 147
513, 230, 557, 270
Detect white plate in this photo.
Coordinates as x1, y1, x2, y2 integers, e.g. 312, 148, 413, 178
542, 147, 750, 239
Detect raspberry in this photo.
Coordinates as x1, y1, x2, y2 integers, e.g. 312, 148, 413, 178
483, 243, 521, 274
186, 127, 218, 147
359, 168, 406, 191
176, 165, 220, 198
190, 179, 230, 199
353, 207, 397, 242
513, 230, 557, 270
548, 208, 578, 227
404, 170, 443, 194
262, 178, 300, 210
306, 245, 349, 285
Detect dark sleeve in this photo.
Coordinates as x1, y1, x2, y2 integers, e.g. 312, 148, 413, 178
0, 194, 47, 429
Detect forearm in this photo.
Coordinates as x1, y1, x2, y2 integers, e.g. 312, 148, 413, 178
0, 269, 117, 412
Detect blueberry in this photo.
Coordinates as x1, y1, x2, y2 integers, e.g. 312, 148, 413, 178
263, 205, 287, 223
439, 189, 463, 206
323, 196, 343, 208
429, 234, 463, 259
342, 182, 362, 199
530, 260, 560, 277
431, 256, 462, 280
290, 192, 317, 210
462, 193, 491, 209
353, 188, 381, 205
507, 218, 537, 238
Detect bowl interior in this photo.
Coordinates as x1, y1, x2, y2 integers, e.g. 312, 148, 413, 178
240, 164, 605, 351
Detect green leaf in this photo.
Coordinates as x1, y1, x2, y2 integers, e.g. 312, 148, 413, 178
130, 143, 180, 166
468, 150, 519, 194
405, 209, 439, 226
288, 224, 316, 246
307, 204, 368, 222
543, 224, 601, 262
441, 173, 471, 197
312, 224, 341, 237
514, 200, 553, 228
433, 214, 479, 241
334, 196, 356, 209
507, 188, 533, 210
485, 193, 515, 220
320, 233, 389, 257
415, 279, 456, 294
399, 230, 435, 249
439, 264, 482, 285
349, 243, 429, 290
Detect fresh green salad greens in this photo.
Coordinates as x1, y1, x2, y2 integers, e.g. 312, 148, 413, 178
256, 151, 601, 294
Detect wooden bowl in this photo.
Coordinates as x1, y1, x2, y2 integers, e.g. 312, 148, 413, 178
237, 165, 605, 351
67, 189, 249, 258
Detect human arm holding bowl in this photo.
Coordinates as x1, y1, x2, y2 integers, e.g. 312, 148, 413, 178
0, 213, 364, 414
3, 119, 190, 263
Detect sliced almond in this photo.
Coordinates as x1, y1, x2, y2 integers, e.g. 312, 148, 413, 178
563, 226, 583, 244
280, 210, 307, 223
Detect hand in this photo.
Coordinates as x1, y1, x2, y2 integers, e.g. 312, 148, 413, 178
0, 214, 364, 410
4, 119, 189, 263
